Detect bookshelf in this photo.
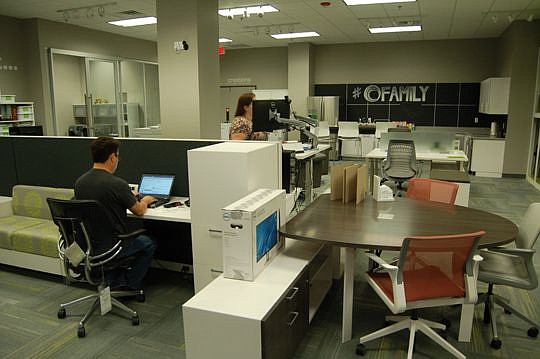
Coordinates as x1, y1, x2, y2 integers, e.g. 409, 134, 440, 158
0, 101, 35, 136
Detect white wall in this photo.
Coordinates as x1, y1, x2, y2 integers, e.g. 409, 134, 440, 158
497, 20, 540, 175
313, 39, 499, 84
220, 47, 288, 89
0, 15, 30, 99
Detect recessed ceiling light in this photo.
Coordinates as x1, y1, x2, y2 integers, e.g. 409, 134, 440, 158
271, 31, 320, 39
344, 0, 416, 5
219, 38, 233, 43
218, 5, 279, 17
108, 16, 157, 27
369, 25, 421, 33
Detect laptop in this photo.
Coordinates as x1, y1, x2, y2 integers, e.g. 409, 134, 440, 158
138, 174, 175, 208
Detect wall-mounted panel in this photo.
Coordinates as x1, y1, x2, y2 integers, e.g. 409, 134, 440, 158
315, 82, 485, 128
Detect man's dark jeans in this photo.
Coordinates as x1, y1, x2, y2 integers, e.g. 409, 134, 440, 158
105, 234, 156, 290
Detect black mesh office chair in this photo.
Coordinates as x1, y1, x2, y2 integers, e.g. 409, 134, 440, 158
47, 198, 146, 338
382, 139, 418, 190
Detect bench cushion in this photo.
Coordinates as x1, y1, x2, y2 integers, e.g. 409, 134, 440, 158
12, 185, 74, 220
0, 215, 47, 250
11, 222, 61, 258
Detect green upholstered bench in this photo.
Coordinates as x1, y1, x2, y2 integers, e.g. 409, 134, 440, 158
0, 185, 74, 275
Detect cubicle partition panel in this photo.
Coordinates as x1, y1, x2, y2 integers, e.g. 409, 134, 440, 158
117, 138, 218, 196
0, 138, 18, 196
11, 137, 93, 190
0, 136, 221, 196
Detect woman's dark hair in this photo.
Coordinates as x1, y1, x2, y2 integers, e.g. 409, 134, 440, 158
235, 93, 255, 117
90, 136, 120, 163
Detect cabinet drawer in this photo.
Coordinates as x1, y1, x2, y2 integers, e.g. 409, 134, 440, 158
262, 270, 309, 359
191, 224, 223, 266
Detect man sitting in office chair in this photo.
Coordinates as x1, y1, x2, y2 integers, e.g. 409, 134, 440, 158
74, 136, 157, 290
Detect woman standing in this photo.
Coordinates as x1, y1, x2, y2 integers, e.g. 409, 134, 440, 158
229, 93, 268, 140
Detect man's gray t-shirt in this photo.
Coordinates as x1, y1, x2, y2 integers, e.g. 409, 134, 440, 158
74, 168, 137, 235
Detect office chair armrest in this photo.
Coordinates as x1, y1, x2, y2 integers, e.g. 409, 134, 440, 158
481, 247, 535, 260
365, 252, 398, 272
117, 229, 147, 242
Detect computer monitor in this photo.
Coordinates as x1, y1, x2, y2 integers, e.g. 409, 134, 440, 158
256, 211, 279, 262
8, 125, 43, 136
252, 99, 290, 132
138, 174, 175, 198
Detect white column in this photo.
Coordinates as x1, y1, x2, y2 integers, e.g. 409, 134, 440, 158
156, 0, 220, 139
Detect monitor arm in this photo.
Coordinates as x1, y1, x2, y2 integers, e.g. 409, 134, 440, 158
276, 116, 318, 148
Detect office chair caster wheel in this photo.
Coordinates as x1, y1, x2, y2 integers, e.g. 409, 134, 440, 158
527, 327, 538, 338
504, 308, 512, 314
136, 292, 145, 303
441, 318, 451, 328
355, 343, 365, 356
77, 326, 86, 338
131, 315, 140, 326
57, 308, 66, 319
490, 338, 502, 349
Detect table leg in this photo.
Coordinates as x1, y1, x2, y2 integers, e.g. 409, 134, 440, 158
304, 158, 313, 205
458, 303, 474, 342
342, 247, 356, 343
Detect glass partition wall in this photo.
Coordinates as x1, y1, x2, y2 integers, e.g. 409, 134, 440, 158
48, 49, 159, 137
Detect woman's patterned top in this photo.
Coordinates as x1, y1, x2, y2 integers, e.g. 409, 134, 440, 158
229, 116, 267, 140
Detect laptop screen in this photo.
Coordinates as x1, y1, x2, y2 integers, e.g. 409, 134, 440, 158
138, 174, 175, 197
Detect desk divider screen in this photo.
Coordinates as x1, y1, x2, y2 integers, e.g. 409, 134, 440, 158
0, 137, 220, 196
379, 132, 455, 153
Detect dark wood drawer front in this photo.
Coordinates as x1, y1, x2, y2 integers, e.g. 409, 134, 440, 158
262, 270, 309, 359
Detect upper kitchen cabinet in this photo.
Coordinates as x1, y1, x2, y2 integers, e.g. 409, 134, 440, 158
479, 77, 510, 115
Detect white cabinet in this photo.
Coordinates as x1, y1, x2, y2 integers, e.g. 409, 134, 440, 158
479, 77, 510, 115
188, 142, 282, 292
183, 239, 331, 359
471, 139, 506, 178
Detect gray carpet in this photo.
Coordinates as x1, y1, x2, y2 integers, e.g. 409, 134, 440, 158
1, 175, 539, 358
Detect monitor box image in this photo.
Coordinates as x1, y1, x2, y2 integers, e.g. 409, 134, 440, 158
222, 188, 286, 281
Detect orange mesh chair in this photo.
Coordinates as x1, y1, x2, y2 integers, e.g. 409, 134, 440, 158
407, 178, 459, 204
357, 231, 485, 359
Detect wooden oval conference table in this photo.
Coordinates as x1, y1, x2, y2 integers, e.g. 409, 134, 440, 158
279, 194, 518, 344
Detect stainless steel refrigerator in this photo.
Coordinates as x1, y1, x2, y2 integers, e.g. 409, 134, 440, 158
307, 96, 339, 127
307, 96, 339, 159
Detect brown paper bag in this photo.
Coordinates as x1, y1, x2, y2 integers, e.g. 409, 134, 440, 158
330, 164, 347, 201
356, 164, 368, 204
343, 164, 359, 203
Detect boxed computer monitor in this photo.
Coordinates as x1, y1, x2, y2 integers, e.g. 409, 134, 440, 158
222, 188, 286, 281
252, 99, 290, 132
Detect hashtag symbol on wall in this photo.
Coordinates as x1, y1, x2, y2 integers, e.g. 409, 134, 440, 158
352, 86, 362, 99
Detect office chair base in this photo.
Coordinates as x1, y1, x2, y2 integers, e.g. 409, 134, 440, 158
479, 290, 540, 349
58, 289, 142, 337
358, 316, 464, 359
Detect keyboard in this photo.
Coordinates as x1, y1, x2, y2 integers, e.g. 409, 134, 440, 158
149, 198, 169, 208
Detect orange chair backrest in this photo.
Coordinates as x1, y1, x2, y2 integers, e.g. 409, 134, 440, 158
407, 178, 459, 204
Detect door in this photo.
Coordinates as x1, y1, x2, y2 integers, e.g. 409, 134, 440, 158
50, 53, 87, 136
85, 58, 122, 137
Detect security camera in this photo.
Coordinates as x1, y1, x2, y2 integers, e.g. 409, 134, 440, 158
258, 12, 263, 18
227, 15, 233, 20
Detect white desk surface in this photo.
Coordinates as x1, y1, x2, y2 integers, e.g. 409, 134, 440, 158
183, 239, 322, 321
365, 148, 469, 162
294, 144, 331, 160
127, 196, 191, 223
